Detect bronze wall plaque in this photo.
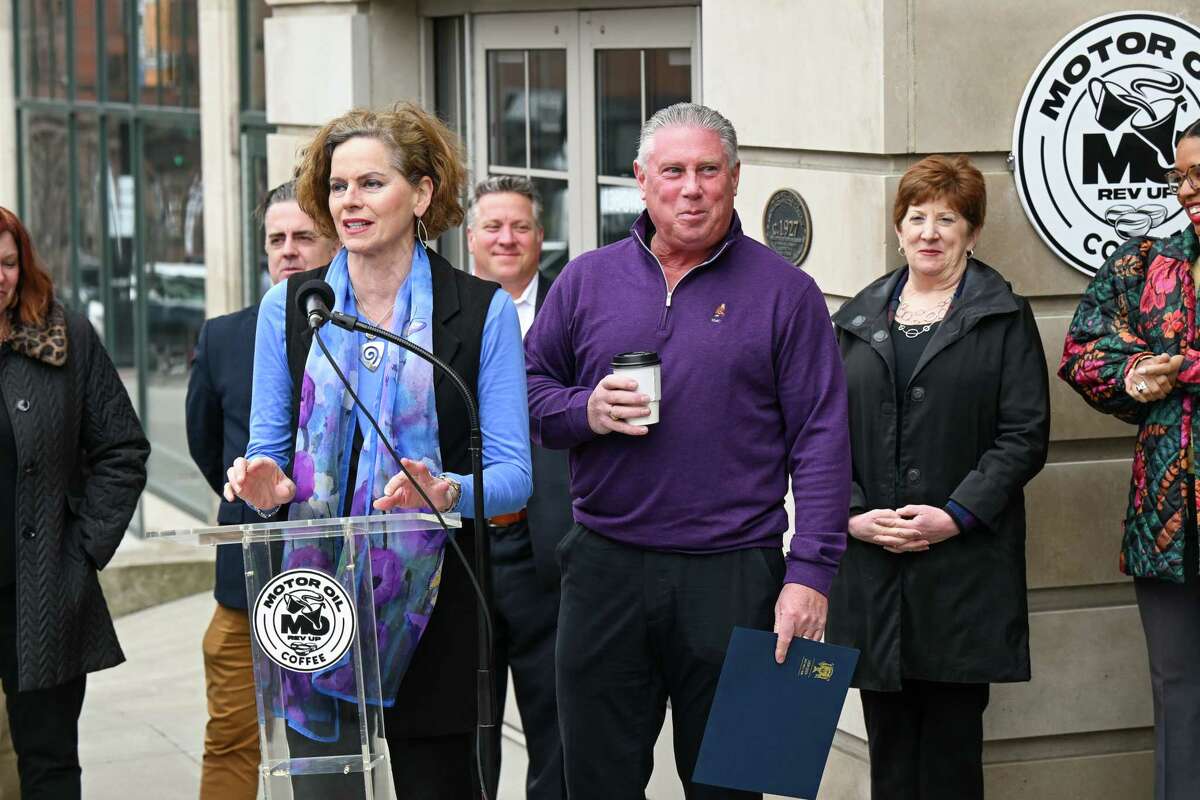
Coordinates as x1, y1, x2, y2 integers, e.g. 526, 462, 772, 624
762, 189, 813, 267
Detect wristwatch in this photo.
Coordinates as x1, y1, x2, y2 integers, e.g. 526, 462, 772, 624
437, 474, 462, 513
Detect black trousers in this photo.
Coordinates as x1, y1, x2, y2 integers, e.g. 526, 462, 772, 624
556, 525, 783, 800
1134, 577, 1200, 800
489, 520, 564, 800
0, 585, 87, 800
859, 680, 990, 800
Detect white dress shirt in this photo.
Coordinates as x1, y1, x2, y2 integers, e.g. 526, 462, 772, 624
513, 272, 539, 340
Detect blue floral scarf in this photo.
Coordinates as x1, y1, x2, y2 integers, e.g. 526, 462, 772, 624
280, 244, 448, 742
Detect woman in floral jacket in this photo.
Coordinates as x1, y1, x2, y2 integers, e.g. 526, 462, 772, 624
1059, 119, 1200, 800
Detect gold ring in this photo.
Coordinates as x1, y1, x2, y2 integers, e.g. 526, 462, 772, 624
609, 409, 620, 421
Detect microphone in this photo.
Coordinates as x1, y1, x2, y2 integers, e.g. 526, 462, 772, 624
296, 279, 336, 330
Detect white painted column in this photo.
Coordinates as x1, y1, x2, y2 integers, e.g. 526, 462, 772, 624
198, 0, 244, 317
0, 1, 19, 209
264, 0, 421, 183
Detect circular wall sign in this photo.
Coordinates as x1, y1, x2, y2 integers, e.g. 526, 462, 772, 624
1012, 11, 1200, 277
252, 568, 357, 673
762, 189, 813, 267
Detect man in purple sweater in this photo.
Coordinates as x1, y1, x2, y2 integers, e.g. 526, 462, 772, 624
525, 103, 850, 798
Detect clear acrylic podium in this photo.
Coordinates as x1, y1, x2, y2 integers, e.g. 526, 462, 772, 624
148, 512, 461, 800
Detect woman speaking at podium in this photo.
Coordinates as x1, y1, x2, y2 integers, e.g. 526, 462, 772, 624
224, 103, 531, 799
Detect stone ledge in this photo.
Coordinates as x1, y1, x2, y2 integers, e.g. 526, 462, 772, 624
100, 495, 216, 619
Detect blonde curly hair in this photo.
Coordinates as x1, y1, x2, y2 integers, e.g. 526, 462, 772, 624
295, 103, 468, 241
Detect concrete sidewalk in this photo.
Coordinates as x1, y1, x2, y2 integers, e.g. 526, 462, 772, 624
78, 593, 531, 799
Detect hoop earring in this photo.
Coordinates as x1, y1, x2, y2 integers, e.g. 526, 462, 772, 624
416, 217, 431, 249
897, 245, 905, 257
966, 248, 975, 259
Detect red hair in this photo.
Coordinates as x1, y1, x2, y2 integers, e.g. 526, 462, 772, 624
0, 206, 54, 328
892, 155, 987, 234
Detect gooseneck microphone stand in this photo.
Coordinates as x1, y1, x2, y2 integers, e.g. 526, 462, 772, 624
303, 284, 497, 800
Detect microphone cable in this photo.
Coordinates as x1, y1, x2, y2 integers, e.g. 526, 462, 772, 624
312, 329, 497, 800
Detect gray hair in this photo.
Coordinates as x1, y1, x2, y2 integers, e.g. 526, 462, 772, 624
635, 103, 739, 169
466, 175, 543, 229
254, 180, 298, 228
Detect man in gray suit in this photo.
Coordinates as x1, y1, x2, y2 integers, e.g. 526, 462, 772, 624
467, 176, 570, 800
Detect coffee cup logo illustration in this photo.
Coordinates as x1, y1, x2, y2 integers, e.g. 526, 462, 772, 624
1012, 12, 1200, 276
252, 569, 357, 673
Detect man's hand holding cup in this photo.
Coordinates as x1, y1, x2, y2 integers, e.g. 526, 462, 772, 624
588, 351, 663, 436
587, 374, 652, 435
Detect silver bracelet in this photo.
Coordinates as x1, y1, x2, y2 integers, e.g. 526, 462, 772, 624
436, 474, 462, 513
246, 501, 280, 519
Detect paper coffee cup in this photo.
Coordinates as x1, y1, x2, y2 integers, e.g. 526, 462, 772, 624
611, 351, 661, 425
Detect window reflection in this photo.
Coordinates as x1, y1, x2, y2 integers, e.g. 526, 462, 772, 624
246, 1, 271, 111
21, 113, 72, 298
76, 116, 105, 335
433, 16, 468, 270
488, 51, 526, 169
532, 178, 569, 278
529, 50, 568, 171
138, 0, 200, 108
596, 50, 640, 179
646, 49, 691, 122
19, 0, 68, 99
106, 2, 132, 102
105, 119, 139, 398
74, 0, 99, 101
245, 143, 271, 302
142, 123, 208, 512
598, 185, 642, 247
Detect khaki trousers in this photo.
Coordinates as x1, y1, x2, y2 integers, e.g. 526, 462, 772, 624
200, 604, 259, 800
0, 688, 17, 800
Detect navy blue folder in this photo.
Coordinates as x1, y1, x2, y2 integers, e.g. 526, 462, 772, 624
692, 627, 859, 799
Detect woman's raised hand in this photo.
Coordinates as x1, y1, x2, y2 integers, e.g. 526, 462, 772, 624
224, 456, 296, 510
374, 458, 453, 512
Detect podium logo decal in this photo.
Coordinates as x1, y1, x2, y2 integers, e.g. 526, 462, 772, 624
252, 569, 356, 673
1012, 12, 1200, 276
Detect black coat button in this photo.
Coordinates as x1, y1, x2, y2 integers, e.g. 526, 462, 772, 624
911, 386, 926, 402
22, 464, 34, 476
872, 330, 888, 342
21, 528, 36, 540
14, 399, 30, 412
907, 468, 922, 483
851, 315, 866, 327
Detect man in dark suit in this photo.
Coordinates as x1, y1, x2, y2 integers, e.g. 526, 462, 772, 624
185, 182, 338, 800
467, 176, 571, 799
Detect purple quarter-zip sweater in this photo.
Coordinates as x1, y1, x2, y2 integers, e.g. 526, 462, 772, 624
525, 211, 849, 594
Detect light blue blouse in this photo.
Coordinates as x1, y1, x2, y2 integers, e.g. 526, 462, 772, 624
245, 277, 532, 519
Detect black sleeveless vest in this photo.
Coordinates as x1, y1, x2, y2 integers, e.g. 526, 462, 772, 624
282, 249, 498, 735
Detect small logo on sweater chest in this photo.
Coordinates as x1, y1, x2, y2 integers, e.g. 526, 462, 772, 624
711, 303, 727, 323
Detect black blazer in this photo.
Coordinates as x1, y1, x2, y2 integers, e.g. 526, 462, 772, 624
185, 304, 265, 610
282, 251, 501, 737
526, 274, 573, 587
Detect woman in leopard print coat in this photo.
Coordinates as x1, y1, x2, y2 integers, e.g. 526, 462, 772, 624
0, 206, 148, 798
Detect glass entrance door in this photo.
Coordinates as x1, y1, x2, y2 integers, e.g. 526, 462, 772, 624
471, 8, 697, 269
580, 8, 698, 247
473, 13, 580, 277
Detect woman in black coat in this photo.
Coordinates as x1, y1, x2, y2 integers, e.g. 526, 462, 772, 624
825, 156, 1050, 800
0, 206, 149, 799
